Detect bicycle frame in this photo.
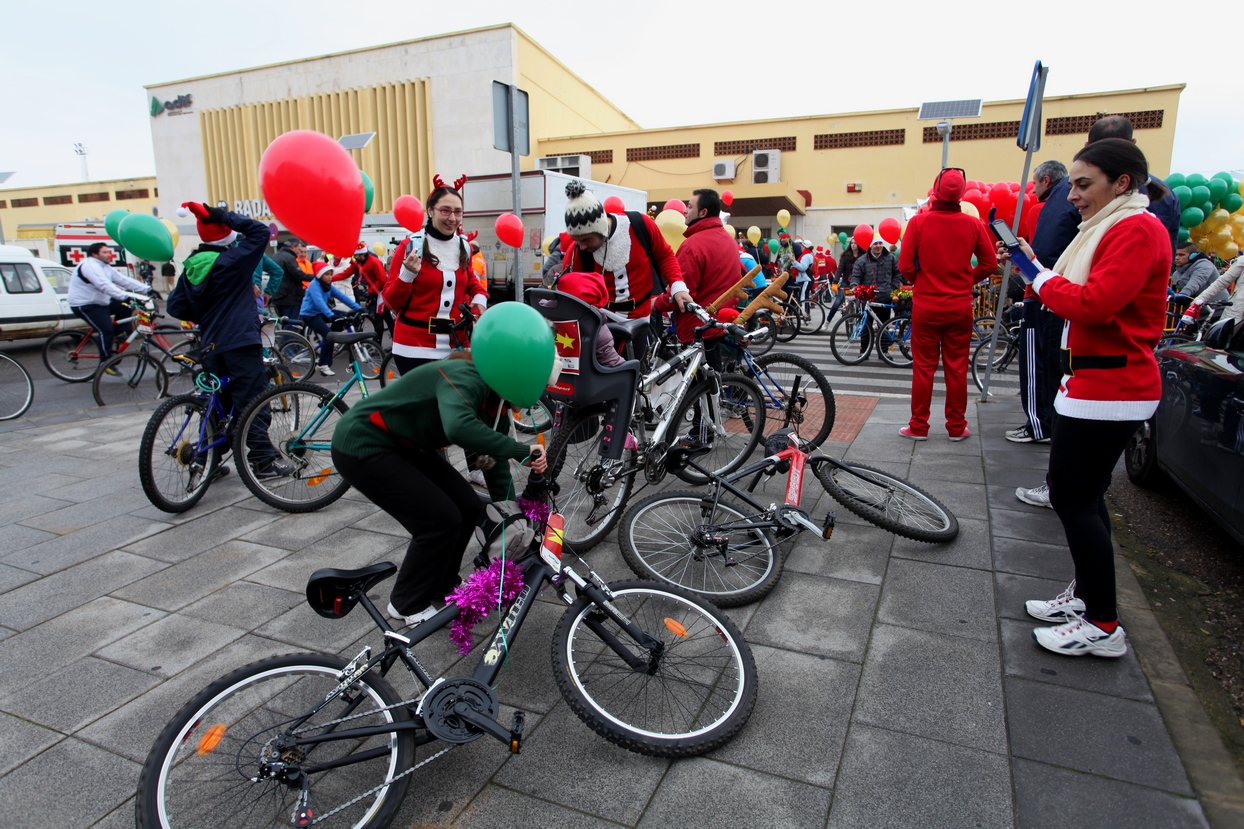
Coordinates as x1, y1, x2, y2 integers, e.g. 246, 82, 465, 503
165, 374, 235, 458
276, 354, 372, 456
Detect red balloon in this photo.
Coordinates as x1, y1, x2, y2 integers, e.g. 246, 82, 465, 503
663, 199, 686, 214
1008, 181, 1021, 192
495, 213, 525, 248
853, 223, 874, 249
259, 130, 364, 257
877, 217, 901, 245
393, 195, 425, 233
1026, 181, 1036, 192
722, 190, 734, 207
1021, 201, 1044, 241
603, 195, 625, 215
989, 183, 1010, 205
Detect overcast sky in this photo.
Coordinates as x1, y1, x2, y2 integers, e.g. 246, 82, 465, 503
2, 0, 1238, 189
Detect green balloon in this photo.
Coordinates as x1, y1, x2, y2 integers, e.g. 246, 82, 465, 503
116, 213, 174, 261
838, 232, 849, 245
1166, 173, 1186, 189
768, 239, 779, 254
471, 302, 554, 407
1197, 201, 1215, 218
1208, 179, 1228, 204
1180, 207, 1205, 228
1212, 171, 1234, 185
1186, 173, 1208, 189
1222, 193, 1244, 214
1190, 185, 1211, 206
104, 209, 130, 243
1173, 186, 1192, 209
361, 171, 374, 213
1178, 227, 1190, 243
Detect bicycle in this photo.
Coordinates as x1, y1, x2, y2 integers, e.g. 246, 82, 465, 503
721, 339, 837, 450
971, 318, 1021, 393
828, 294, 912, 367
42, 294, 196, 383
620, 426, 959, 607
92, 296, 204, 406
135, 463, 758, 828
0, 352, 34, 421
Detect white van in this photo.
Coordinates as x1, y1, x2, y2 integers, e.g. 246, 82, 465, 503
0, 245, 86, 341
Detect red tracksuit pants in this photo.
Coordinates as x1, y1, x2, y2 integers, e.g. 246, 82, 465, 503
908, 304, 973, 436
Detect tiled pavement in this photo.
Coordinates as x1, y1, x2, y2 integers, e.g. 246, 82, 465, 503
0, 394, 1242, 828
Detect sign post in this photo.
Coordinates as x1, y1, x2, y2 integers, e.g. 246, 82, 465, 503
492, 81, 530, 302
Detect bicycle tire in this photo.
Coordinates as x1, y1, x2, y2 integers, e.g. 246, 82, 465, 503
93, 352, 167, 406
377, 352, 400, 388
138, 393, 221, 513
829, 313, 872, 366
671, 373, 766, 486
513, 397, 554, 435
161, 339, 200, 398
276, 330, 316, 381
751, 352, 836, 449
796, 299, 826, 335
620, 491, 781, 606
971, 315, 997, 343
136, 652, 413, 829
42, 329, 100, 382
233, 381, 352, 512
353, 341, 384, 381
0, 353, 34, 420
545, 406, 636, 552
744, 314, 777, 357
552, 579, 757, 757
773, 311, 799, 343
971, 337, 1016, 393
814, 459, 958, 542
877, 317, 914, 368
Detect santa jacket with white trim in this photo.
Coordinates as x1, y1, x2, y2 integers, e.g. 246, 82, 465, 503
559, 212, 684, 319
1031, 211, 1172, 421
382, 230, 488, 361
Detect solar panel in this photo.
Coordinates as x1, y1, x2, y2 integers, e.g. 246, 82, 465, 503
337, 132, 376, 151
917, 100, 983, 121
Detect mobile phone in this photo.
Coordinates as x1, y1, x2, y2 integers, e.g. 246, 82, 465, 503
989, 219, 1021, 249
989, 219, 1042, 282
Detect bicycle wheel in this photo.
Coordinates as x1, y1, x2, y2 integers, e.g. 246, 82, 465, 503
829, 313, 872, 366
773, 311, 799, 343
377, 352, 400, 388
42, 329, 100, 382
750, 352, 836, 449
971, 337, 1016, 393
877, 317, 914, 368
276, 330, 316, 380
139, 393, 221, 513
161, 340, 200, 398
93, 352, 167, 406
796, 299, 826, 335
0, 354, 34, 420
552, 580, 757, 757
233, 381, 352, 512
671, 373, 766, 486
620, 491, 781, 607
136, 652, 413, 829
353, 341, 384, 381
971, 315, 996, 343
513, 396, 554, 435
546, 407, 636, 552
743, 314, 777, 357
814, 459, 958, 542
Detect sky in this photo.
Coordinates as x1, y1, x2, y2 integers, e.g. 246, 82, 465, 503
2, 0, 1239, 190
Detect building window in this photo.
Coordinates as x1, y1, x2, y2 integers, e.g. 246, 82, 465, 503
563, 149, 613, 164
1044, 109, 1164, 135
11, 198, 38, 208
0, 201, 6, 209
814, 130, 906, 150
115, 189, 150, 201
626, 143, 700, 162
715, 137, 797, 155
922, 121, 1020, 142
78, 192, 110, 203
44, 195, 73, 206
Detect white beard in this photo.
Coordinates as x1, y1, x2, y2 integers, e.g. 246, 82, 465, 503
599, 214, 632, 273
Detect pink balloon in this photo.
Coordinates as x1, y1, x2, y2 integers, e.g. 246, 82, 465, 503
495, 213, 525, 248
722, 190, 734, 207
259, 130, 364, 256
664, 199, 686, 214
877, 217, 901, 245
393, 195, 425, 233
603, 195, 625, 214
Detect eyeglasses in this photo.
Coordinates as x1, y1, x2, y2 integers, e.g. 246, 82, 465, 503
434, 207, 464, 218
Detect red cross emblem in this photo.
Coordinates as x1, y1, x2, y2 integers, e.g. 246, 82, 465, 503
66, 247, 86, 264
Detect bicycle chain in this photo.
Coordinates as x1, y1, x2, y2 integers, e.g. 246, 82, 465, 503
309, 744, 457, 825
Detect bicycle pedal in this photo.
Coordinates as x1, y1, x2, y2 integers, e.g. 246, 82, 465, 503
822, 511, 836, 540
509, 710, 526, 754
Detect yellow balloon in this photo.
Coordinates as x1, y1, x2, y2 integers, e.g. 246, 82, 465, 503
776, 209, 791, 228
1205, 208, 1230, 231
1195, 236, 1211, 252
541, 235, 556, 257
1211, 226, 1233, 249
747, 226, 762, 245
372, 242, 387, 258
960, 201, 981, 220
655, 209, 686, 252
723, 224, 736, 240
1219, 241, 1240, 260
1239, 178, 1244, 197
159, 218, 180, 251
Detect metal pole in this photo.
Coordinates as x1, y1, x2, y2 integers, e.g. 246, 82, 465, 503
941, 131, 951, 170
980, 149, 1035, 397
509, 84, 524, 304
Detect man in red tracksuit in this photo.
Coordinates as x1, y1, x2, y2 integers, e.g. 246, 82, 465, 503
897, 168, 997, 440
337, 241, 390, 337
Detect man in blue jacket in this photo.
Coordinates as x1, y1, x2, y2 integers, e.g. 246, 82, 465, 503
167, 202, 291, 478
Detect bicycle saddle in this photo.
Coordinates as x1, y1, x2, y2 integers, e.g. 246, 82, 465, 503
306, 562, 397, 619
326, 330, 380, 345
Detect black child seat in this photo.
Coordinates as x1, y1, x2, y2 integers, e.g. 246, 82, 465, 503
526, 288, 641, 460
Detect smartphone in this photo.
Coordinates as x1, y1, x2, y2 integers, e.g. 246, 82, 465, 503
989, 219, 1042, 282
989, 219, 1021, 249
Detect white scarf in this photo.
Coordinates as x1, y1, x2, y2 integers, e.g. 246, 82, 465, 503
1052, 191, 1150, 286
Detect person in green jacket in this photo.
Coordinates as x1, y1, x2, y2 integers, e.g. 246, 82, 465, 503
331, 308, 554, 628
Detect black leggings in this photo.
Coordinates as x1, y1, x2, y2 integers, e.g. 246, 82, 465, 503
1047, 415, 1141, 623
332, 446, 481, 614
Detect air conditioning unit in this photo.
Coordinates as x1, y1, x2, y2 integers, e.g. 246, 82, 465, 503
751, 149, 781, 184
712, 159, 736, 180
536, 155, 592, 180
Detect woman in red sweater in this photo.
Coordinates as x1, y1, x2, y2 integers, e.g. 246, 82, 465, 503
1001, 139, 1171, 658
898, 168, 997, 440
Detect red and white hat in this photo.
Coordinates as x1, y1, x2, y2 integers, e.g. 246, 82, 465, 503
178, 202, 237, 246
353, 242, 368, 256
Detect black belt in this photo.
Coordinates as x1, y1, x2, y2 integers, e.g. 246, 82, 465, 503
1060, 349, 1127, 376
398, 315, 454, 334
607, 291, 652, 313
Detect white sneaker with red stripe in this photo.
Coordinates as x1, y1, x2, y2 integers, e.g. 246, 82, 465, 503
1032, 614, 1128, 658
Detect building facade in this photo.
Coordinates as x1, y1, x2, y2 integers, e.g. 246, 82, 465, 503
0, 177, 159, 258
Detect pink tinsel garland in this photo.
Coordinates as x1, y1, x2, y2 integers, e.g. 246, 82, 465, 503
445, 558, 524, 655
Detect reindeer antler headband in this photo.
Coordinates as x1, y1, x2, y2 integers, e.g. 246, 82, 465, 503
431, 174, 468, 193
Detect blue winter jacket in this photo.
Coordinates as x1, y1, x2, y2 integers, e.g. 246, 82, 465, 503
299, 279, 360, 319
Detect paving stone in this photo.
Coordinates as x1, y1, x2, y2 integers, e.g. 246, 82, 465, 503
827, 724, 1012, 829
122, 506, 281, 564
0, 625, 13, 642
96, 614, 246, 678
350, 508, 409, 537
0, 657, 160, 733
984, 462, 1055, 490
486, 599, 569, 715
0, 737, 139, 829
0, 551, 167, 630
451, 785, 623, 829
990, 505, 1066, 542
854, 624, 1007, 753
995, 571, 1070, 621
1006, 677, 1193, 794
126, 479, 253, 523
0, 712, 62, 777
877, 559, 998, 642
1013, 758, 1209, 829
746, 572, 879, 663
0, 468, 83, 495
247, 527, 405, 593
177, 581, 305, 631
710, 645, 858, 787
895, 477, 988, 522
993, 536, 1075, 581
254, 600, 378, 655
982, 446, 1052, 472
0, 598, 164, 697
1000, 618, 1154, 703
0, 493, 74, 524
907, 452, 986, 485
0, 523, 57, 554
890, 515, 992, 571
111, 539, 289, 611
909, 433, 983, 455
39, 471, 138, 504
785, 519, 892, 585
1, 515, 172, 575
639, 757, 831, 829
0, 562, 39, 593
17, 493, 138, 534
89, 798, 136, 829
239, 498, 379, 551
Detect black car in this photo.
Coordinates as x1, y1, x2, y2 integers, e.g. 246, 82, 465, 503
1125, 318, 1244, 546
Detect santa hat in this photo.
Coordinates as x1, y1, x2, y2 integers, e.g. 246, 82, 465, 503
564, 181, 609, 238
557, 271, 608, 308
353, 241, 368, 257
178, 202, 236, 246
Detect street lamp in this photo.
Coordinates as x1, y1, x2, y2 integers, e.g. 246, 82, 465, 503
0, 171, 15, 245
917, 99, 983, 169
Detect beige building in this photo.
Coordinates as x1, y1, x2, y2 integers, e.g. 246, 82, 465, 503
0, 177, 159, 257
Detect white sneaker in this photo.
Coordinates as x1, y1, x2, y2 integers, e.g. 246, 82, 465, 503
387, 602, 438, 628
1025, 580, 1086, 622
1032, 614, 1127, 658
318, 365, 336, 377
1016, 483, 1052, 508
466, 468, 486, 487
